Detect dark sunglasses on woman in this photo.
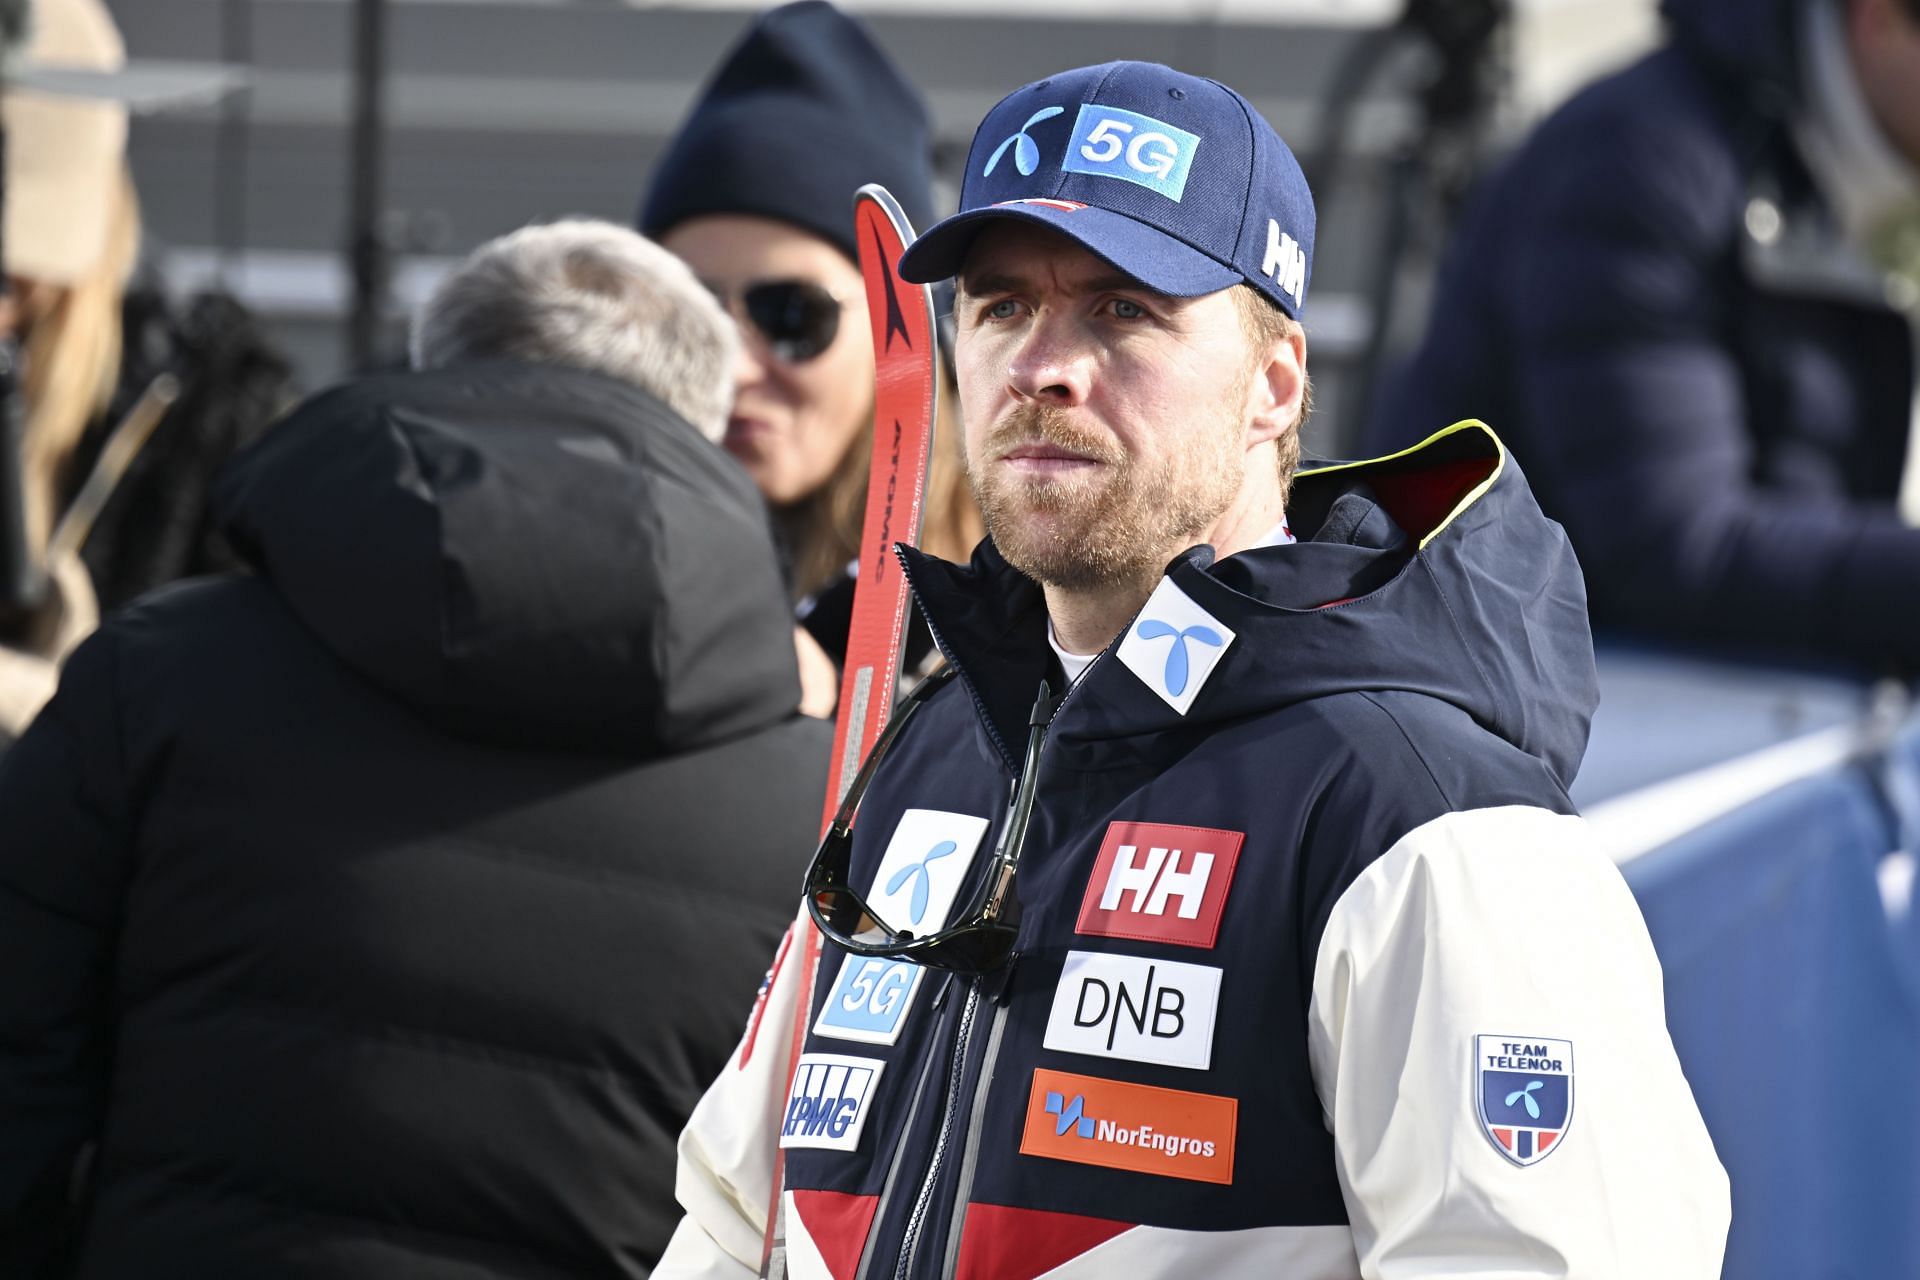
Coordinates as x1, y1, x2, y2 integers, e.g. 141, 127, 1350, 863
709, 279, 852, 364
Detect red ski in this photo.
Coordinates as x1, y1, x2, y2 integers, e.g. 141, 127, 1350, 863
761, 183, 940, 1277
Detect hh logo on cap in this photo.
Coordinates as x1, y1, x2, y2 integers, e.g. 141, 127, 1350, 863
780, 1053, 885, 1151
814, 955, 925, 1046
1061, 105, 1201, 202
1475, 1035, 1574, 1167
1020, 1068, 1236, 1184
1263, 219, 1307, 307
1076, 821, 1243, 948
1044, 950, 1222, 1070
1117, 578, 1235, 714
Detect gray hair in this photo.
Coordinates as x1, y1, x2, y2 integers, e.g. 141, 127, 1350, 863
410, 218, 738, 442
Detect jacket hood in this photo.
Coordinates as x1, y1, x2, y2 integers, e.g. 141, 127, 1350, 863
217, 362, 802, 755
1660, 0, 1800, 108
903, 422, 1597, 793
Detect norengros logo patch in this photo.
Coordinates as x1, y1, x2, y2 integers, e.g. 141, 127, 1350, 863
1019, 1067, 1237, 1184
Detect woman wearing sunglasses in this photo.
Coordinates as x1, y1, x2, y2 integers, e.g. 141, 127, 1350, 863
642, 1, 980, 711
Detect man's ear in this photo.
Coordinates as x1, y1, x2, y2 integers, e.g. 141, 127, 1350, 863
1245, 325, 1307, 450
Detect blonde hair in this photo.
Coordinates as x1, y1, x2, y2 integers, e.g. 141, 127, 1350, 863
781, 374, 984, 602
17, 167, 141, 557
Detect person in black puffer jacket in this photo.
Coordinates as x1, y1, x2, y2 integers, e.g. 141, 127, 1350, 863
0, 219, 831, 1278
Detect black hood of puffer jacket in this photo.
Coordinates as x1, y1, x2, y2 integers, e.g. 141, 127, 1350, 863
1661, 0, 1800, 109
216, 361, 801, 755
904, 421, 1598, 795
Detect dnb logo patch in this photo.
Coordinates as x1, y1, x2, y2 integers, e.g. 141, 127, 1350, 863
1061, 104, 1202, 202
1475, 1035, 1574, 1167
867, 809, 992, 935
1043, 950, 1222, 1070
780, 1053, 885, 1152
1075, 820, 1243, 949
814, 955, 924, 1046
1019, 1068, 1236, 1184
1116, 578, 1235, 715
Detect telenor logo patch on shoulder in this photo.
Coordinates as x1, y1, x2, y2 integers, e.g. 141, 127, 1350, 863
1117, 578, 1235, 715
1019, 1068, 1236, 1184
1475, 1034, 1574, 1167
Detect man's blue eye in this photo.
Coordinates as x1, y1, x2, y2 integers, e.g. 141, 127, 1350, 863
988, 300, 1020, 319
1112, 299, 1145, 319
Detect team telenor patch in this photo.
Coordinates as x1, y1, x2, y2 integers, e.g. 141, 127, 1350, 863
814, 955, 924, 1046
1060, 104, 1202, 202
780, 1053, 886, 1152
867, 808, 992, 936
1043, 950, 1221, 1070
1075, 821, 1243, 949
1019, 1068, 1236, 1184
1475, 1034, 1574, 1167
1116, 578, 1236, 715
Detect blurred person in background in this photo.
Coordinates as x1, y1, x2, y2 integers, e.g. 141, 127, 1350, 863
1368, 0, 1920, 670
641, 0, 982, 712
0, 218, 829, 1277
0, 0, 292, 748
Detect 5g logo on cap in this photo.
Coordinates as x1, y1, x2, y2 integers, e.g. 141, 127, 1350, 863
1062, 105, 1201, 203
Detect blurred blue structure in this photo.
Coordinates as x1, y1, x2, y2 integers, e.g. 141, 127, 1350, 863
1582, 645, 1920, 1277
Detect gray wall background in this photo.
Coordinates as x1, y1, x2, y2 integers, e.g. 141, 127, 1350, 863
100, 0, 1654, 456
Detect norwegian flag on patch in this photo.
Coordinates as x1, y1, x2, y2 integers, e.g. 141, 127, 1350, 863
1475, 1034, 1574, 1167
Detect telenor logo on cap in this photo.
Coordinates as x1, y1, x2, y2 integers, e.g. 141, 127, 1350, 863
1062, 105, 1201, 202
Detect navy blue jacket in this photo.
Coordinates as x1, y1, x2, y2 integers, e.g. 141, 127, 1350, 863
1366, 0, 1920, 670
656, 424, 1729, 1278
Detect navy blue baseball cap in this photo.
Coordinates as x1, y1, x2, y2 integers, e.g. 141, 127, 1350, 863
898, 61, 1315, 318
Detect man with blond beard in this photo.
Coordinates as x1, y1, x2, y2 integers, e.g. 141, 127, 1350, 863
657, 61, 1729, 1279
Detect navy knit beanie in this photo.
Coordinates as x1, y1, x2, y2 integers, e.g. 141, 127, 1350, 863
639, 0, 934, 263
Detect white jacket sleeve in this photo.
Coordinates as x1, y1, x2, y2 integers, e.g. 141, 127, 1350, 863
1306, 805, 1730, 1278
655, 912, 813, 1280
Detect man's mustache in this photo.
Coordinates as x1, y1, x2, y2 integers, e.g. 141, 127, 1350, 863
983, 405, 1124, 466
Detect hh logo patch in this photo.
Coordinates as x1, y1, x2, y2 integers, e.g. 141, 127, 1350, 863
867, 809, 992, 935
1116, 578, 1235, 714
780, 1053, 885, 1152
1076, 821, 1243, 949
814, 955, 924, 1046
1061, 104, 1201, 202
1043, 951, 1221, 1070
1475, 1035, 1574, 1167
1019, 1068, 1236, 1184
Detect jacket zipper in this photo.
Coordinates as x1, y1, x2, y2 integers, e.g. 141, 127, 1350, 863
894, 981, 982, 1280
892, 653, 1108, 1278
884, 549, 1131, 1275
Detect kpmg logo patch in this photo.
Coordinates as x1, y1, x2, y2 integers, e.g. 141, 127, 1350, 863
1043, 950, 1222, 1070
780, 1052, 886, 1152
1020, 1068, 1236, 1184
1475, 1035, 1574, 1167
814, 955, 925, 1046
1116, 578, 1235, 714
868, 809, 992, 935
1061, 104, 1202, 202
1076, 821, 1243, 949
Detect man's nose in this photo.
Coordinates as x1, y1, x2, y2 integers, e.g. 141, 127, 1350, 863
1005, 315, 1093, 407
